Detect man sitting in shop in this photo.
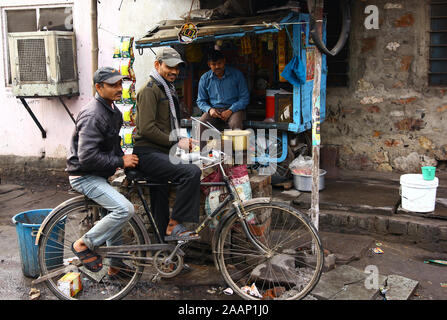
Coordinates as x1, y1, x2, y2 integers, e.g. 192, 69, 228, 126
197, 49, 250, 149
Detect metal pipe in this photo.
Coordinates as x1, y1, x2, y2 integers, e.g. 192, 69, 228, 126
91, 0, 98, 95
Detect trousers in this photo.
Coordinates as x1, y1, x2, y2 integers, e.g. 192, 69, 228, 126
133, 147, 202, 238
69, 175, 135, 251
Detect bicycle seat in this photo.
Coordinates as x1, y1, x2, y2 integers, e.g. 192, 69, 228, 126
125, 169, 179, 185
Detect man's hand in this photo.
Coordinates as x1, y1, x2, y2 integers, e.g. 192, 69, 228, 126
178, 137, 199, 151
220, 109, 233, 122
209, 108, 222, 119
122, 154, 139, 168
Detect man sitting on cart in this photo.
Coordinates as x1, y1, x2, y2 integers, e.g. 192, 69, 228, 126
197, 49, 250, 149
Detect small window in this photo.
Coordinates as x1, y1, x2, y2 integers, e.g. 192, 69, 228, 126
39, 7, 73, 31
6, 9, 37, 33
429, 0, 447, 86
3, 6, 73, 85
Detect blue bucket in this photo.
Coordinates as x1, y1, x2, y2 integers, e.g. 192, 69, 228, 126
12, 209, 65, 278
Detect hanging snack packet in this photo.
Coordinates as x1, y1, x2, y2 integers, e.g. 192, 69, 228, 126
120, 126, 136, 148
120, 36, 134, 59
120, 58, 136, 81
122, 81, 135, 104
113, 37, 122, 58
120, 58, 131, 77
121, 103, 136, 125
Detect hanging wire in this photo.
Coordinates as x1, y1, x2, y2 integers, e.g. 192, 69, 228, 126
185, 0, 196, 22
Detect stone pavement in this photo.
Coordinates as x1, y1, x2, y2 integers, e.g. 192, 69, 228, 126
288, 169, 447, 253
1, 169, 447, 300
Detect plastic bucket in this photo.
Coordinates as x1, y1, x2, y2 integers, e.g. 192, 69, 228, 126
400, 174, 439, 213
421, 166, 436, 181
12, 209, 64, 278
292, 169, 326, 192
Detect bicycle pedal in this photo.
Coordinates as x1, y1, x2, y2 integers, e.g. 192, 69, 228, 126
151, 273, 161, 283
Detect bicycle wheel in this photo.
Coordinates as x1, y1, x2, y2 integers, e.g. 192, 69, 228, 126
38, 197, 148, 300
215, 201, 323, 300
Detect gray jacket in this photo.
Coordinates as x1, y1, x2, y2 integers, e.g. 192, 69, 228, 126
66, 93, 124, 178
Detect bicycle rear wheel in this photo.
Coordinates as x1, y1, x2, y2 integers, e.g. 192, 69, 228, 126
215, 201, 323, 300
38, 197, 148, 300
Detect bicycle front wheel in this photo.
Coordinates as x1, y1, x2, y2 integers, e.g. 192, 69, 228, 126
38, 197, 148, 300
216, 201, 324, 300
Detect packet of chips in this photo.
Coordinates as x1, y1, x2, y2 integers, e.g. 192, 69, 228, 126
120, 36, 134, 59
113, 58, 135, 80
120, 103, 136, 125
113, 36, 134, 58
119, 126, 136, 148
113, 37, 122, 58
122, 81, 135, 104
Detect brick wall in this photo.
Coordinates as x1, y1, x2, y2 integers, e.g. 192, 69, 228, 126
322, 0, 447, 173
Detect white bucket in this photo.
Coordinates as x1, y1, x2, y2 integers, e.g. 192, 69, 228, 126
400, 174, 439, 213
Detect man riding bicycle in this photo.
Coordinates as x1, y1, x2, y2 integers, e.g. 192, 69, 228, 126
133, 47, 201, 241
66, 67, 139, 274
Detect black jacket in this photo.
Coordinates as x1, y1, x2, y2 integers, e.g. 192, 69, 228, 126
66, 93, 124, 178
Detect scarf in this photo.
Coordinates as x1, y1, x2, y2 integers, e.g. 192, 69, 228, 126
150, 69, 184, 142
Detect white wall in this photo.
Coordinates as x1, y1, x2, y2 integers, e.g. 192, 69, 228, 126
0, 0, 197, 159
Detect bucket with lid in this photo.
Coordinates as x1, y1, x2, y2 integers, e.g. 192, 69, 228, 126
400, 174, 439, 213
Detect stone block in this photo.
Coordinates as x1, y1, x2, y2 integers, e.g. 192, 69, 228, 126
385, 275, 418, 300
407, 222, 418, 238
311, 265, 386, 300
439, 227, 447, 241
388, 219, 407, 235
374, 216, 388, 234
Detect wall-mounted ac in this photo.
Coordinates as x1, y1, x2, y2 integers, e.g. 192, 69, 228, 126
8, 31, 78, 97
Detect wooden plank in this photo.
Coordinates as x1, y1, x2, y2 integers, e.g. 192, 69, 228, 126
310, 0, 324, 231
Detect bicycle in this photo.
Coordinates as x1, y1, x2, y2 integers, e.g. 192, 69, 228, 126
34, 148, 324, 300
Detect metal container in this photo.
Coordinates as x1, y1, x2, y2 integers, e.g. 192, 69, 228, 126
292, 169, 327, 192
222, 130, 251, 151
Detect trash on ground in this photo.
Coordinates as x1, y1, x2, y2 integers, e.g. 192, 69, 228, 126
241, 283, 262, 298
63, 257, 77, 266
424, 259, 447, 266
440, 283, 447, 288
223, 287, 233, 295
375, 242, 383, 247
57, 272, 82, 297
262, 286, 286, 300
372, 247, 384, 254
29, 287, 40, 300
379, 287, 388, 300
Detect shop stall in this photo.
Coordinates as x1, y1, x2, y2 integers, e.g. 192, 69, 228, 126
134, 10, 327, 180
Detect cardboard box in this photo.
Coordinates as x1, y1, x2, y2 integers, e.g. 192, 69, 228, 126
57, 272, 82, 297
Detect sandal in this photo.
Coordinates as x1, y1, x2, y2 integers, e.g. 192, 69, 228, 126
106, 260, 135, 280
71, 243, 103, 273
164, 224, 200, 241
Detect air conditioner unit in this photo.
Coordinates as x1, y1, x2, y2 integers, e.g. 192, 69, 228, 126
8, 31, 79, 97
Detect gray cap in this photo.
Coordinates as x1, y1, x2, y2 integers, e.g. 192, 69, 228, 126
93, 67, 127, 84
155, 47, 185, 67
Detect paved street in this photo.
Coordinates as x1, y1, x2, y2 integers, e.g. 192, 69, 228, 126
1, 170, 447, 300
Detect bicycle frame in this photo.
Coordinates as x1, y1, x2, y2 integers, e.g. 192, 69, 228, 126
129, 157, 269, 257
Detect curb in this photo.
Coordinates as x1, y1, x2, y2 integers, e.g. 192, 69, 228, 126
289, 203, 447, 253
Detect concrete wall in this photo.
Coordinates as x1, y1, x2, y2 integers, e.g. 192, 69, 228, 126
0, 0, 197, 179
322, 0, 447, 173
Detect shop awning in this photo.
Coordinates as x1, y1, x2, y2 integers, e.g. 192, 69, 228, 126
135, 11, 298, 49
